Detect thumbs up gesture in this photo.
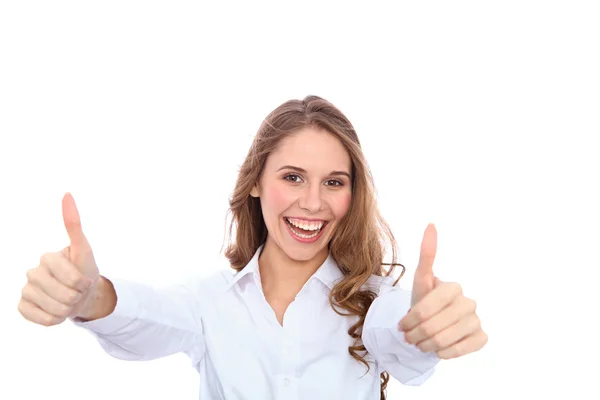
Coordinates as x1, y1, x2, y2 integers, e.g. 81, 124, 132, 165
397, 224, 488, 359
18, 193, 101, 326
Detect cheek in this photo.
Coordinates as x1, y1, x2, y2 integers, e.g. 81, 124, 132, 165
262, 184, 296, 218
331, 192, 352, 219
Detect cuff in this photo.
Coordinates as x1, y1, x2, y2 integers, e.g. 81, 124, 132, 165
70, 278, 141, 336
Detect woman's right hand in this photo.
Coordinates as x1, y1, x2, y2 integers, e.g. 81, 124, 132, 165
18, 192, 102, 326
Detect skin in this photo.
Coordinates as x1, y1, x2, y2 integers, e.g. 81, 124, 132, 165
18, 193, 115, 325
250, 127, 352, 322
398, 224, 488, 359
19, 127, 487, 359
251, 127, 488, 357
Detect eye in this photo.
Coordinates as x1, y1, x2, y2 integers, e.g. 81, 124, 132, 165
284, 173, 303, 183
324, 179, 343, 187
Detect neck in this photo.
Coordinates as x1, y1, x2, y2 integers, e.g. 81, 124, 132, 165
258, 238, 329, 301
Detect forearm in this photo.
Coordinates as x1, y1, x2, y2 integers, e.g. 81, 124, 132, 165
363, 287, 440, 385
71, 278, 205, 362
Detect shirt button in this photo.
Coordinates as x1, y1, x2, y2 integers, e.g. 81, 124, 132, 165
283, 378, 291, 387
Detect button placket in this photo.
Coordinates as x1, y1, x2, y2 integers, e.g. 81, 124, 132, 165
281, 336, 297, 368
278, 304, 300, 400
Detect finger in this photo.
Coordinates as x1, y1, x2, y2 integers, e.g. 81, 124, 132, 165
415, 223, 437, 278
62, 192, 88, 248
40, 252, 93, 293
399, 281, 463, 331
27, 267, 83, 305
435, 329, 489, 360
62, 192, 92, 267
403, 296, 477, 344
21, 284, 72, 320
415, 313, 482, 353
410, 224, 438, 307
18, 298, 66, 327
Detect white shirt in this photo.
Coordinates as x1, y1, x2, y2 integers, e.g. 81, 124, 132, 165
73, 245, 440, 399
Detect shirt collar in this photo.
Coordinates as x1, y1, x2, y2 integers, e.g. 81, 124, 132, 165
226, 244, 344, 292
312, 251, 344, 290
226, 244, 264, 292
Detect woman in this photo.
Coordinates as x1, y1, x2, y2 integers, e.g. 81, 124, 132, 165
18, 95, 487, 399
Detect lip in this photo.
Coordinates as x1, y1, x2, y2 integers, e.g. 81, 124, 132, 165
283, 217, 328, 244
284, 216, 328, 222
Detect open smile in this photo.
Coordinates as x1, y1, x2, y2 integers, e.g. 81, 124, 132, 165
283, 217, 329, 243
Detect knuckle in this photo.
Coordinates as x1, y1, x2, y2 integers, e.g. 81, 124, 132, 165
68, 275, 85, 289
421, 323, 437, 338
55, 304, 72, 319
64, 290, 80, 305
21, 284, 31, 299
453, 343, 464, 357
41, 314, 55, 326
413, 307, 428, 321
26, 268, 37, 281
451, 282, 463, 296
17, 300, 26, 316
465, 297, 477, 311
63, 273, 77, 288
434, 347, 445, 359
438, 346, 454, 359
431, 334, 444, 348
42, 313, 63, 327
40, 252, 53, 266
472, 315, 482, 330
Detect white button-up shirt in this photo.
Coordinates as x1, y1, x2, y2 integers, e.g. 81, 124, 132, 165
73, 245, 440, 399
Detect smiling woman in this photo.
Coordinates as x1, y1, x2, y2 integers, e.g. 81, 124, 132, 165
18, 95, 487, 400
249, 127, 353, 257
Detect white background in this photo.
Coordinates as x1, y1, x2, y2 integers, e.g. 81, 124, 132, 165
1, 1, 598, 399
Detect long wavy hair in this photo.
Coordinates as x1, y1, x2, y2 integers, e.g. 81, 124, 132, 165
224, 95, 405, 400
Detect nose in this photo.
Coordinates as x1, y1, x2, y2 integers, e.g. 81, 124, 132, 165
298, 183, 322, 213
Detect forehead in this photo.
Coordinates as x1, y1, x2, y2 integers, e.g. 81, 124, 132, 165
266, 127, 351, 172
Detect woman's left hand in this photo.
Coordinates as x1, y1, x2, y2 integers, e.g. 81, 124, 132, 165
397, 224, 488, 360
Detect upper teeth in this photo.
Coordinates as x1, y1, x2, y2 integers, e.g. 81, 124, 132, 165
286, 218, 325, 231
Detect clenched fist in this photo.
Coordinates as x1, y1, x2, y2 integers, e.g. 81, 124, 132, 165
18, 192, 103, 326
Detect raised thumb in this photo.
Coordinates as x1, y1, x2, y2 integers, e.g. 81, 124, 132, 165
62, 192, 90, 263
410, 223, 438, 306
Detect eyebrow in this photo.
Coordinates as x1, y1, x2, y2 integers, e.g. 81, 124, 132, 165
277, 165, 352, 179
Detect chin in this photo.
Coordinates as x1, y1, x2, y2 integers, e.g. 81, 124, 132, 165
284, 247, 322, 262
279, 237, 331, 263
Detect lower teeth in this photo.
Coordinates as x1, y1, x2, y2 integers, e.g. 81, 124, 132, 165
288, 223, 321, 239
295, 230, 319, 239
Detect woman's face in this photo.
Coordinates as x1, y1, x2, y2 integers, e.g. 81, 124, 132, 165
251, 127, 353, 262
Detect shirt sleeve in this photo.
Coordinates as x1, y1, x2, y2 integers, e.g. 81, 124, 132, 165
69, 277, 206, 367
362, 277, 440, 386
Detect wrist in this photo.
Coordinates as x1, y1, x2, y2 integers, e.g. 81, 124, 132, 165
75, 276, 117, 321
